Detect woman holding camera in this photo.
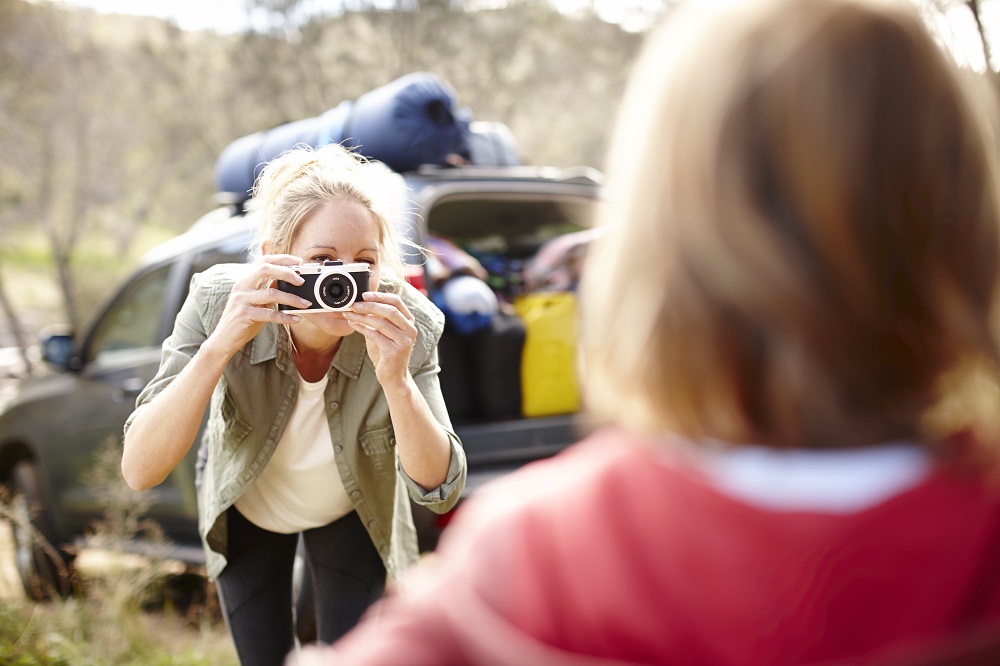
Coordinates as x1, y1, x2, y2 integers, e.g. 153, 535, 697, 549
121, 143, 465, 666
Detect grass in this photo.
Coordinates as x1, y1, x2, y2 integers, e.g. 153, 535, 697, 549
0, 440, 238, 666
0, 597, 238, 666
0, 224, 180, 339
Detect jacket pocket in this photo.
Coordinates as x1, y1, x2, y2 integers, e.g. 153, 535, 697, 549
359, 425, 396, 480
219, 390, 253, 452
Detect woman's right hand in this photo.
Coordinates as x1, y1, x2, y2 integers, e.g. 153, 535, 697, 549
124, 255, 309, 490
206, 254, 312, 358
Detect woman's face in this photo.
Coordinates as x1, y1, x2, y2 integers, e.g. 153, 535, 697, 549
279, 199, 382, 343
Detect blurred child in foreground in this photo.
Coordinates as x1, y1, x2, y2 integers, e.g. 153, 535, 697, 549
289, 0, 1000, 662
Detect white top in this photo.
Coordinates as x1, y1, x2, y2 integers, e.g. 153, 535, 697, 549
680, 440, 932, 514
235, 373, 354, 533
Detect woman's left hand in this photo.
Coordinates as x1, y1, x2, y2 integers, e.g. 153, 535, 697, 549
342, 291, 418, 390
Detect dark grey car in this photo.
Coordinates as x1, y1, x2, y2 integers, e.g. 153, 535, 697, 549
0, 164, 600, 600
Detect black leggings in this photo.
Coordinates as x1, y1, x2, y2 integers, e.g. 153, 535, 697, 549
216, 507, 386, 666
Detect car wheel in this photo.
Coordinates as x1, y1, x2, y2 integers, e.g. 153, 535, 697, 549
8, 461, 74, 600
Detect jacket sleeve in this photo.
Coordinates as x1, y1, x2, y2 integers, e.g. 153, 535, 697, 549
123, 271, 214, 438
398, 343, 467, 512
396, 284, 467, 512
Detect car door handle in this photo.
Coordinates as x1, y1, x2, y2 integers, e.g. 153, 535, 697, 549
113, 376, 147, 403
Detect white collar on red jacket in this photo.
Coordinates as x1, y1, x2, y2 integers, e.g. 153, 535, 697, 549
674, 441, 931, 514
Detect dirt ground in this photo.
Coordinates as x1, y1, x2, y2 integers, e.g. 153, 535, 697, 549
0, 520, 21, 601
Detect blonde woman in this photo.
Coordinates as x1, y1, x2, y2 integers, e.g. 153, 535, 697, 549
121, 144, 465, 665
294, 0, 1000, 663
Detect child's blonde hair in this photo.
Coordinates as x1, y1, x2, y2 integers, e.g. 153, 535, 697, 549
582, 0, 1000, 449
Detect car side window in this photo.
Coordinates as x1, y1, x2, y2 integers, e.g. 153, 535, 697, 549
87, 264, 172, 365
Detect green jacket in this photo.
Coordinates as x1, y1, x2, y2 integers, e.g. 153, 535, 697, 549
124, 264, 466, 581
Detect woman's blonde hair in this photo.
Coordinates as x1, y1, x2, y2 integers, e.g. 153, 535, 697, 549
581, 0, 1000, 449
247, 143, 410, 290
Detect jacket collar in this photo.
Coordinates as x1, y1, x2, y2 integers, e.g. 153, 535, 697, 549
331, 332, 367, 380
248, 323, 366, 381
249, 323, 280, 365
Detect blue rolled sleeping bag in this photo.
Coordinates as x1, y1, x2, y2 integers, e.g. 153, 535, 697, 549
214, 115, 327, 200
214, 72, 470, 203
340, 72, 470, 172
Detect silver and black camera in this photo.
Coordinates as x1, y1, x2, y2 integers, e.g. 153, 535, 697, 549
277, 260, 372, 313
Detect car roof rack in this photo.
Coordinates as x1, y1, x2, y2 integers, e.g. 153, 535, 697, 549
411, 164, 603, 187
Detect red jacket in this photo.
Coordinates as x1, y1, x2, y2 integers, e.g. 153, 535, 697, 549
309, 429, 1000, 665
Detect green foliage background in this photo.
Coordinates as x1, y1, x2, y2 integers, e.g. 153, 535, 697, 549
0, 0, 646, 343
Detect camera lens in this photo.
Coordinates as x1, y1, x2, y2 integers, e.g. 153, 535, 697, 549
317, 273, 355, 310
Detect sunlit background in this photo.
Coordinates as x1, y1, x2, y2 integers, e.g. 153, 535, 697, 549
1, 0, 995, 347
49, 0, 1000, 69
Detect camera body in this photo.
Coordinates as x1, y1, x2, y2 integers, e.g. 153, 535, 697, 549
277, 260, 372, 313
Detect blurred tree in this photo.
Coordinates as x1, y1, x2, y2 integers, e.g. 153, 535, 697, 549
223, 0, 650, 166
967, 0, 993, 64
0, 2, 225, 332
1, 0, 649, 346
921, 0, 999, 70
2, 0, 995, 357
0, 0, 33, 365
4, 9, 132, 329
